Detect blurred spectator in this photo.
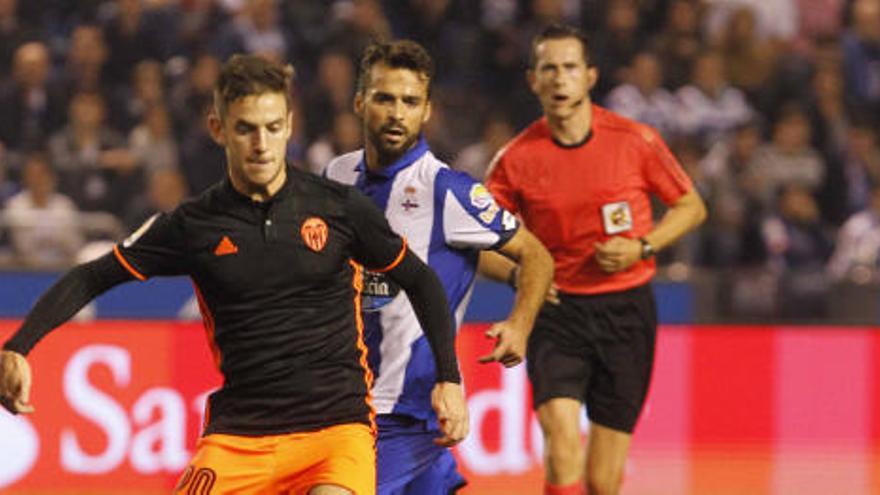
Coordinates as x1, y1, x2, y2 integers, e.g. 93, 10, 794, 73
0, 142, 18, 203
704, 0, 798, 44
663, 138, 707, 266
651, 0, 705, 90
805, 57, 854, 224
828, 182, 880, 283
129, 104, 180, 172
605, 51, 679, 139
761, 183, 833, 318
394, 0, 483, 89
326, 0, 392, 62
0, 0, 40, 76
840, 117, 880, 215
453, 113, 515, 180
676, 50, 754, 146
284, 92, 308, 170
111, 59, 167, 132
806, 58, 852, 158
60, 24, 109, 96
480, 0, 517, 31
716, 6, 779, 99
700, 119, 767, 266
2, 153, 84, 269
530, 0, 579, 25
179, 105, 226, 194
0, 41, 67, 152
841, 0, 880, 115
305, 111, 361, 175
795, 0, 846, 51
100, 0, 179, 87
303, 49, 355, 143
211, 0, 293, 62
48, 91, 143, 214
421, 97, 457, 162
169, 52, 220, 133
590, 0, 646, 98
749, 104, 826, 207
123, 166, 188, 230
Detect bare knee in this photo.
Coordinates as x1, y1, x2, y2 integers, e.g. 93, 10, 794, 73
543, 422, 581, 462
585, 423, 631, 495
538, 399, 584, 484
586, 468, 623, 495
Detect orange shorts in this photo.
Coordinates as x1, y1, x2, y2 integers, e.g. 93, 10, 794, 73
174, 423, 376, 495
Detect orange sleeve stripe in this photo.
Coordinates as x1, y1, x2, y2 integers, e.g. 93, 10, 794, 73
371, 238, 408, 274
192, 281, 222, 372
113, 245, 147, 281
349, 260, 376, 436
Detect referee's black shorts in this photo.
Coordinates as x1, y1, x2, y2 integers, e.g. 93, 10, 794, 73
526, 283, 657, 433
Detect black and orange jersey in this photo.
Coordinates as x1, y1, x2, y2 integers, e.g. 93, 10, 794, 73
113, 167, 408, 436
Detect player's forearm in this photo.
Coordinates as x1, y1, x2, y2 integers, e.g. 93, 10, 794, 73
643, 190, 707, 254
3, 253, 132, 356
504, 233, 553, 328
388, 250, 461, 383
477, 250, 518, 284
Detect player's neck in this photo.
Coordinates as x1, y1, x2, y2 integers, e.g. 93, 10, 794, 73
364, 143, 407, 173
546, 102, 592, 146
228, 166, 287, 203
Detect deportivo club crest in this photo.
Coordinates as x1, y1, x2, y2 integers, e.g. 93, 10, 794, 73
402, 185, 419, 212
300, 217, 328, 252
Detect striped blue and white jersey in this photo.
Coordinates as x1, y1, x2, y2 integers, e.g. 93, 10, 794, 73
324, 137, 518, 420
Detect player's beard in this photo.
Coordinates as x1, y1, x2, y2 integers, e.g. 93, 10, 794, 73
370, 125, 419, 167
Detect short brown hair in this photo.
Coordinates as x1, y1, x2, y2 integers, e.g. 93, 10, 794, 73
214, 54, 294, 117
356, 40, 435, 95
529, 23, 592, 69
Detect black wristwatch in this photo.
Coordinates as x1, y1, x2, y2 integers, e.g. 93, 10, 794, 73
639, 237, 655, 259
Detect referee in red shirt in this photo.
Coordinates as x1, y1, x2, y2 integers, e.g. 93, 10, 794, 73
481, 24, 706, 495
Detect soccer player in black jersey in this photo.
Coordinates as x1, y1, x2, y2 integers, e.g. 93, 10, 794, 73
0, 54, 466, 495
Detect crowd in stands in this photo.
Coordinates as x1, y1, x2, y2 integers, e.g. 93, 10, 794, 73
1, 0, 879, 319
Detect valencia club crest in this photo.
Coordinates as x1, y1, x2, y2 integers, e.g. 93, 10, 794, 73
300, 217, 328, 252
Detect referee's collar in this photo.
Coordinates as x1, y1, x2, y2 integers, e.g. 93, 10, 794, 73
356, 135, 430, 180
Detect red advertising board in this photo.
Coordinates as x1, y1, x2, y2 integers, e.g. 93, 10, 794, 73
1, 321, 879, 494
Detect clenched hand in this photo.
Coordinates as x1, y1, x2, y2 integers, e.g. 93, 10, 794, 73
431, 381, 468, 446
0, 350, 35, 415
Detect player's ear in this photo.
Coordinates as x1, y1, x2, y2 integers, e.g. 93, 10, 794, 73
526, 69, 538, 95
285, 110, 294, 139
207, 110, 225, 146
422, 100, 432, 124
354, 92, 365, 117
586, 66, 599, 92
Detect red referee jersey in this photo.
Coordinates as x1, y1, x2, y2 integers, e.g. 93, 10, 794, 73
486, 105, 693, 295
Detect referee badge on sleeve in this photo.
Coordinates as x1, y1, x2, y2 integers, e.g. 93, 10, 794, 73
601, 201, 633, 235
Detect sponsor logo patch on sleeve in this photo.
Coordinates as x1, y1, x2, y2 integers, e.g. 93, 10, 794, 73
470, 183, 501, 223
